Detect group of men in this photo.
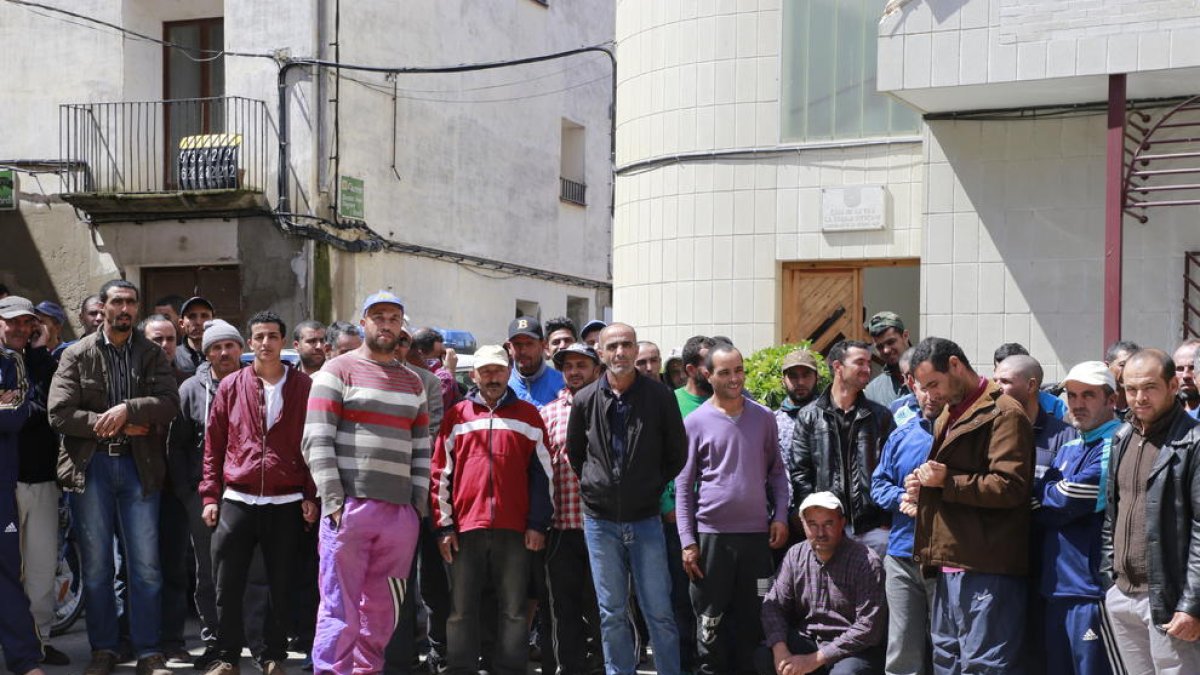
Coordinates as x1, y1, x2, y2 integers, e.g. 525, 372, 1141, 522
3, 281, 1200, 675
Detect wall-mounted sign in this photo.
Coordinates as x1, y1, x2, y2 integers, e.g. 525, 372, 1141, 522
339, 175, 365, 221
0, 168, 15, 210
820, 185, 887, 232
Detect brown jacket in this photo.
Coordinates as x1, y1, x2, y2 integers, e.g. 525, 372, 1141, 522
912, 379, 1034, 575
48, 330, 180, 494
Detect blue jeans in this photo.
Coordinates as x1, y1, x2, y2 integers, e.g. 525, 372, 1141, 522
583, 515, 680, 675
72, 452, 163, 657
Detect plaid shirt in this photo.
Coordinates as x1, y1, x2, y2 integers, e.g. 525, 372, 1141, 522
761, 538, 885, 663
542, 387, 583, 530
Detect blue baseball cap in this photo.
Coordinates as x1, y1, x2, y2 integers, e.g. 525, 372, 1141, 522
361, 290, 405, 316
34, 301, 67, 325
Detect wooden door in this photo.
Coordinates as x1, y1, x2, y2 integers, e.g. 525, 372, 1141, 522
781, 265, 864, 354
142, 265, 243, 330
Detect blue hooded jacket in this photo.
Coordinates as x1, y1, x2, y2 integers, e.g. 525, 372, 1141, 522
871, 405, 933, 558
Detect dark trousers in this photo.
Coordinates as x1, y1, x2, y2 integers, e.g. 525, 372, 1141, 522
212, 499, 302, 663
545, 528, 603, 674
158, 486, 191, 651
754, 630, 884, 675
182, 489, 219, 644
0, 483, 42, 675
384, 517, 453, 674
291, 521, 319, 649
664, 518, 697, 670
446, 529, 529, 675
691, 533, 773, 675
531, 548, 556, 674
384, 547, 422, 674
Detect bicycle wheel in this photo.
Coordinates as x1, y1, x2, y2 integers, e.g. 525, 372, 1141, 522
50, 538, 84, 637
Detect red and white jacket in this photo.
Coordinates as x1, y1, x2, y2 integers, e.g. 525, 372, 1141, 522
430, 387, 554, 534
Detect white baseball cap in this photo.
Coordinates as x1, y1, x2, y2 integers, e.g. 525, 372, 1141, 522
473, 345, 510, 370
1062, 361, 1116, 390
799, 491, 843, 516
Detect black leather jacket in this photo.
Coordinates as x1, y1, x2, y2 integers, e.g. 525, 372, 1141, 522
789, 388, 895, 534
1101, 406, 1200, 624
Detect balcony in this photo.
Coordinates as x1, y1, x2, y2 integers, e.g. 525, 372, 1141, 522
560, 176, 586, 206
59, 96, 273, 223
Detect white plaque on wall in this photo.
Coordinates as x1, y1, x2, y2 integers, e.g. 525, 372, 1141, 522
820, 185, 888, 232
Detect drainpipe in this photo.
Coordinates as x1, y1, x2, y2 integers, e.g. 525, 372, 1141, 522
1104, 74, 1126, 346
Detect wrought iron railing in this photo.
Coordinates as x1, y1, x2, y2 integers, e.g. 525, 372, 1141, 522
560, 176, 586, 206
59, 96, 272, 194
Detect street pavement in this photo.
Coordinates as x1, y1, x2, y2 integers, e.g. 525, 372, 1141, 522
41, 616, 662, 674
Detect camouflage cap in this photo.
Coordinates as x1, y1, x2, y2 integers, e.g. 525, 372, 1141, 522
865, 311, 905, 336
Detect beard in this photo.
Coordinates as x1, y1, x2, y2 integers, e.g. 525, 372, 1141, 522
692, 372, 713, 396
367, 333, 399, 355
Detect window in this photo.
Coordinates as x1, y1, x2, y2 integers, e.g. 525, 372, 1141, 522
515, 300, 541, 321
781, 0, 919, 141
560, 119, 586, 206
567, 296, 589, 334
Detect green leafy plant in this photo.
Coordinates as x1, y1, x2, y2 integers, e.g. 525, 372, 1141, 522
744, 341, 831, 409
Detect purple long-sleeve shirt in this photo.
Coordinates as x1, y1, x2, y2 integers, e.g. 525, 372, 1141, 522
761, 538, 886, 663
675, 400, 790, 549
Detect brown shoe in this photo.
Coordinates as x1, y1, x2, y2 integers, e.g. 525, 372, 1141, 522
204, 662, 241, 675
83, 651, 119, 675
261, 661, 286, 675
135, 654, 173, 675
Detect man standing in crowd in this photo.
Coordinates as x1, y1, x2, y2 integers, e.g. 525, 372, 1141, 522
431, 344, 553, 675
676, 342, 790, 674
1, 296, 68, 665
994, 343, 1068, 421
78, 294, 104, 337
872, 373, 941, 675
200, 311, 316, 675
412, 326, 460, 414
1105, 341, 1140, 418
568, 322, 686, 675
1035, 362, 1123, 675
151, 295, 184, 328
541, 343, 604, 674
325, 321, 363, 356
903, 337, 1034, 673
303, 291, 429, 675
994, 354, 1077, 474
864, 312, 912, 407
757, 492, 886, 675
139, 313, 190, 663
774, 348, 820, 459
507, 316, 564, 408
386, 321, 448, 674
543, 317, 577, 364
34, 301, 67, 357
580, 320, 606, 349
49, 279, 179, 675
168, 319, 245, 670
175, 296, 214, 377
635, 341, 664, 383
1102, 349, 1200, 671
292, 319, 328, 376
1173, 339, 1200, 417
0, 344, 48, 675
663, 350, 686, 390
791, 339, 894, 556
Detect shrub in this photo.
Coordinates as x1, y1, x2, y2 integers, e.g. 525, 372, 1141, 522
744, 341, 830, 409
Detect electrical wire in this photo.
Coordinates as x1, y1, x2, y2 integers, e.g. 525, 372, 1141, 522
343, 71, 610, 104
3, 0, 277, 62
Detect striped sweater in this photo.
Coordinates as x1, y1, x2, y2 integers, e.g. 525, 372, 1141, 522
303, 353, 431, 518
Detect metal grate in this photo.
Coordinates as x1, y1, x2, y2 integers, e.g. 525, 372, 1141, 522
1186, 252, 1200, 339
59, 96, 272, 195
1123, 96, 1200, 223
560, 176, 586, 206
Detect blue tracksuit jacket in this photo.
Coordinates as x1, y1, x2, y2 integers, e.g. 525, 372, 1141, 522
1033, 418, 1119, 599
871, 404, 933, 559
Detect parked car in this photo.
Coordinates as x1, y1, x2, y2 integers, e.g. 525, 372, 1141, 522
437, 328, 477, 354
454, 354, 475, 392
240, 348, 300, 367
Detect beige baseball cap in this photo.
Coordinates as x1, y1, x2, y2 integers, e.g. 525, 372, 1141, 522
473, 345, 511, 369
782, 349, 819, 374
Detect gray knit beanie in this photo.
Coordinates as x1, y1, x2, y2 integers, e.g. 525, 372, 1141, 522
202, 319, 245, 353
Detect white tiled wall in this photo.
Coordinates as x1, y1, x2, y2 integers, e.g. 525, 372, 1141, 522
924, 116, 1200, 381
878, 0, 1200, 93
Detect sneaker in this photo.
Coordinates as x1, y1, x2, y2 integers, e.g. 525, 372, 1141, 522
300, 654, 313, 672
205, 662, 241, 675
164, 646, 193, 662
194, 645, 222, 671
135, 654, 173, 675
41, 644, 71, 666
83, 651, 119, 675
260, 660, 286, 675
